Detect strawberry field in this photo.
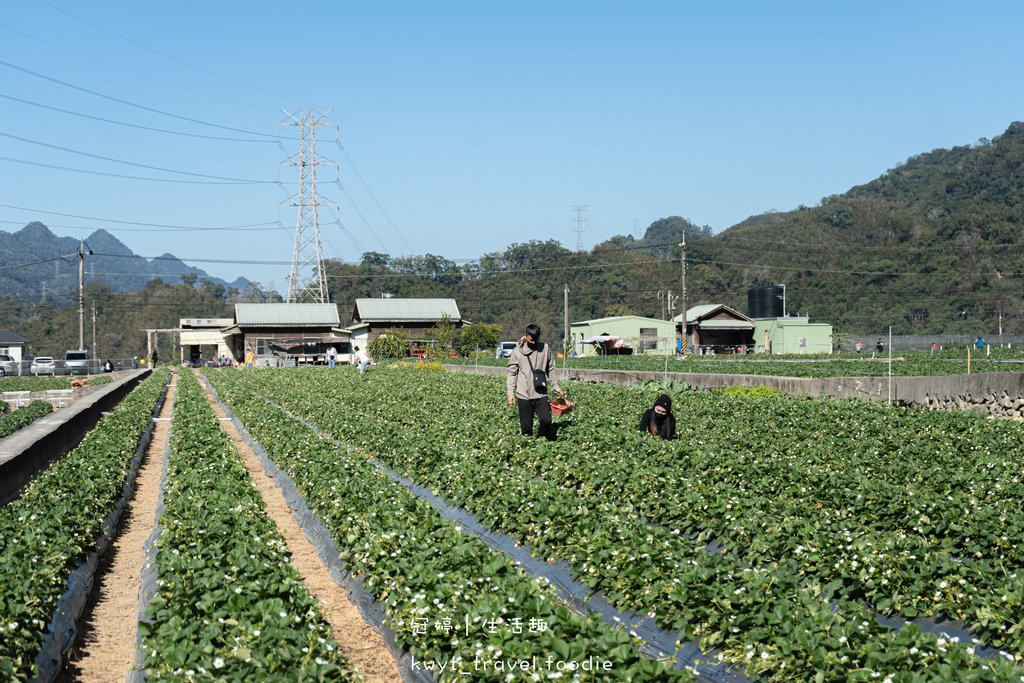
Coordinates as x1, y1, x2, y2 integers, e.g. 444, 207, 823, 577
201, 365, 1024, 681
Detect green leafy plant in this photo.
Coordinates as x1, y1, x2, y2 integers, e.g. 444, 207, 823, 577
0, 370, 168, 680
367, 330, 409, 359
0, 400, 53, 439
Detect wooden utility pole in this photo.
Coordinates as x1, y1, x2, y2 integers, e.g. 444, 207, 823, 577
91, 302, 97, 363
679, 238, 687, 321
563, 284, 569, 356
77, 242, 86, 351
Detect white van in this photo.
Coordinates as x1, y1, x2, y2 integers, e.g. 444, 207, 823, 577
64, 349, 90, 375
495, 341, 517, 359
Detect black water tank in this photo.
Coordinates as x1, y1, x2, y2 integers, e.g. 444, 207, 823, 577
748, 284, 784, 319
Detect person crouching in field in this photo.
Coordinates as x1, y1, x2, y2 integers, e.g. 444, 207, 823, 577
507, 324, 564, 441
639, 394, 676, 440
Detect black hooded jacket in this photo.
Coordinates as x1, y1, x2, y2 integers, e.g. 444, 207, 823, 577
639, 394, 676, 440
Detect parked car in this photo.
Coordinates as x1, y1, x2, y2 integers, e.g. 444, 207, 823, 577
495, 341, 517, 359
64, 349, 90, 375
30, 356, 56, 376
0, 354, 17, 377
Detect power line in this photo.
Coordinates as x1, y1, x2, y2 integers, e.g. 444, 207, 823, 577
0, 92, 270, 142
0, 130, 275, 183
32, 0, 312, 108
0, 58, 285, 139
0, 219, 282, 233
0, 20, 275, 114
334, 142, 414, 254
0, 155, 268, 185
334, 121, 435, 246
0, 203, 275, 230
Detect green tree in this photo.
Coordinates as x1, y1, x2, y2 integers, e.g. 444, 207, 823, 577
457, 322, 501, 356
429, 313, 457, 351
368, 330, 408, 359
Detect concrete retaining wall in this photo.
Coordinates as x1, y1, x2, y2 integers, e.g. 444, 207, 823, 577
446, 365, 1024, 417
0, 369, 151, 506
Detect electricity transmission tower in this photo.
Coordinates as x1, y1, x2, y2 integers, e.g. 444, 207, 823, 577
571, 205, 588, 253
279, 109, 338, 303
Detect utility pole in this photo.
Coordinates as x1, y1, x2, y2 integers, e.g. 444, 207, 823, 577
679, 238, 687, 321
77, 241, 92, 350
563, 284, 569, 357
91, 302, 97, 362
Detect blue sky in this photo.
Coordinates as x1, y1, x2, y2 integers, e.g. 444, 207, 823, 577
2, 1, 1023, 291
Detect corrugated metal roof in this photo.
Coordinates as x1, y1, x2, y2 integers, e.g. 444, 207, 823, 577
354, 298, 461, 322
0, 328, 29, 344
570, 315, 674, 327
698, 319, 754, 330
234, 303, 340, 326
680, 304, 751, 324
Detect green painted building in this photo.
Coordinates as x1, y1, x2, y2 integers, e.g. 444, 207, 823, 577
753, 316, 834, 354
570, 315, 677, 356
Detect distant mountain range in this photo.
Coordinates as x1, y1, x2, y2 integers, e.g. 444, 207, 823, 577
0, 222, 249, 304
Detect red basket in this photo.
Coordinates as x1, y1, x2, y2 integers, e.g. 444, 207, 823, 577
550, 398, 574, 415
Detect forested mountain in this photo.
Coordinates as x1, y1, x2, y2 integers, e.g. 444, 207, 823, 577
326, 122, 1024, 339
0, 222, 250, 303
0, 276, 282, 360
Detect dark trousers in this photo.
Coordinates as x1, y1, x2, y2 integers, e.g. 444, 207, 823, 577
517, 397, 554, 440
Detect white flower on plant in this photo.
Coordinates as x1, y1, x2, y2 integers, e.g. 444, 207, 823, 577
214, 658, 225, 669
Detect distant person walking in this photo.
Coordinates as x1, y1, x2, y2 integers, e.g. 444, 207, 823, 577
151, 349, 158, 368
506, 324, 564, 441
326, 345, 338, 369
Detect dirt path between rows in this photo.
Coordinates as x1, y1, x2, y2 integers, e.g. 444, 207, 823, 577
199, 377, 400, 682
60, 373, 176, 682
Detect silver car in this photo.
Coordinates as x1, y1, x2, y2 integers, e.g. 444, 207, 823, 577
0, 354, 16, 377
30, 356, 56, 376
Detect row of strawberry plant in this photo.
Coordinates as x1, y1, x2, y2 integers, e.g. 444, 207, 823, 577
203, 369, 693, 682
139, 369, 359, 680
554, 387, 1024, 647
0, 375, 116, 392
0, 400, 53, 439
0, 370, 168, 681
220, 368, 1021, 681
397, 370, 1024, 655
480, 384, 1024, 653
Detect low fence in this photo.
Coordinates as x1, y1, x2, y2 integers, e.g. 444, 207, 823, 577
842, 335, 1024, 352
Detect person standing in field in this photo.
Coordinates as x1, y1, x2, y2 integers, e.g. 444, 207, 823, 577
326, 345, 338, 369
507, 324, 564, 441
151, 348, 158, 368
876, 337, 884, 353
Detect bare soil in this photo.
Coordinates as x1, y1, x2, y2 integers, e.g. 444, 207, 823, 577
60, 374, 177, 682
199, 377, 400, 682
